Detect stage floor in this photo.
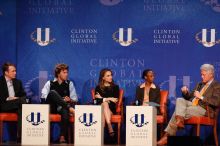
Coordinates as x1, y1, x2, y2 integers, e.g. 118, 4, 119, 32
0, 144, 216, 146
0, 145, 127, 146
0, 145, 125, 146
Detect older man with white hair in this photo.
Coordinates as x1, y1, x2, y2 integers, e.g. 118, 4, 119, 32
157, 64, 220, 145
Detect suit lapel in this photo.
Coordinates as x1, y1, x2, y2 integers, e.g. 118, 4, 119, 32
203, 80, 215, 97
12, 79, 18, 96
1, 76, 9, 98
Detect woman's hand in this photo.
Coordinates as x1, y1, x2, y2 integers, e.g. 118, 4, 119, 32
95, 92, 102, 99
109, 97, 118, 103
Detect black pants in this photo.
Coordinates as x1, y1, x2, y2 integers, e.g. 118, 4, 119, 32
0, 97, 27, 138
46, 90, 70, 137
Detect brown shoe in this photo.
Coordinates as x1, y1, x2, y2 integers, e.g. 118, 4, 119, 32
175, 115, 184, 129
157, 133, 169, 146
59, 136, 67, 144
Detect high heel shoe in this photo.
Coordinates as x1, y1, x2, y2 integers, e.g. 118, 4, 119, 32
109, 131, 116, 137
59, 136, 67, 144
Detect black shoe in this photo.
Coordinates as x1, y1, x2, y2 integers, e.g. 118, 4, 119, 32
109, 131, 116, 137
16, 137, 21, 143
59, 140, 67, 144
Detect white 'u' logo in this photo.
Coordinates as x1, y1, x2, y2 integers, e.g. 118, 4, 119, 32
202, 29, 216, 47
119, 28, 133, 46
37, 28, 50, 46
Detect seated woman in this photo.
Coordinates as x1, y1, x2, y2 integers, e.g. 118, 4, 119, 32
135, 69, 161, 114
94, 68, 119, 137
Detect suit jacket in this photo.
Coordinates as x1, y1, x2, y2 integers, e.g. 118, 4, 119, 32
135, 84, 161, 114
0, 76, 26, 104
183, 80, 220, 118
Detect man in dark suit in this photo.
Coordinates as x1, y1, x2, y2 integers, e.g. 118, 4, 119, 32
157, 64, 220, 145
0, 62, 26, 142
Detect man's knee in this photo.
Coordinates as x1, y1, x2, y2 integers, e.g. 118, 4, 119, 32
176, 98, 186, 104
59, 108, 69, 119
48, 90, 59, 97
47, 90, 63, 103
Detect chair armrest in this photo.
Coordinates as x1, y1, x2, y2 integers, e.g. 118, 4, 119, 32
160, 104, 167, 122
130, 101, 136, 105
206, 106, 211, 119
160, 104, 167, 115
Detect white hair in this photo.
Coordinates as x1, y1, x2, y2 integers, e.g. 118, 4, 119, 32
200, 64, 215, 75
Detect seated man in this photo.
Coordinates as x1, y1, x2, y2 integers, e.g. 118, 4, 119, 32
0, 62, 27, 142
157, 64, 220, 145
41, 63, 78, 143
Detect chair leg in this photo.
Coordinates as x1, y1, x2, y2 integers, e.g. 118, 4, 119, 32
213, 125, 218, 146
196, 124, 200, 136
68, 126, 71, 144
160, 124, 164, 138
16, 122, 18, 143
50, 123, 53, 143
117, 122, 121, 144
0, 121, 3, 144
72, 123, 75, 143
68, 122, 74, 144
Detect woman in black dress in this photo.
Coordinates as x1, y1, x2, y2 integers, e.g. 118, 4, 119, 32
135, 69, 161, 114
94, 68, 119, 137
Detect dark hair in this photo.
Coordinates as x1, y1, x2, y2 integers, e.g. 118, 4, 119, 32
2, 62, 16, 75
54, 63, 69, 78
98, 68, 115, 90
142, 69, 153, 79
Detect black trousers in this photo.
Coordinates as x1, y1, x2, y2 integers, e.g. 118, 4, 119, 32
46, 90, 70, 137
0, 97, 27, 138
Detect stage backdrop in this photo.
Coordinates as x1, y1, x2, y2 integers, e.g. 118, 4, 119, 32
1, 0, 220, 144
0, 0, 17, 142
0, 0, 16, 66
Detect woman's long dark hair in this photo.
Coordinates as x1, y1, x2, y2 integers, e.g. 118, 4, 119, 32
98, 68, 115, 91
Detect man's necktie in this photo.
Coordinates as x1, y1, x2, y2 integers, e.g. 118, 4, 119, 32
192, 83, 209, 106
8, 80, 15, 97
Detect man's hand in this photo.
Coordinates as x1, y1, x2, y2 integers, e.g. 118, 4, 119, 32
194, 91, 202, 99
6, 97, 18, 101
64, 96, 71, 102
181, 86, 189, 94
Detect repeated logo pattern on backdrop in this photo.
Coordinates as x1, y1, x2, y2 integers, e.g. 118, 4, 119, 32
112, 28, 138, 46
30, 28, 56, 46
11, 0, 220, 104
195, 28, 220, 47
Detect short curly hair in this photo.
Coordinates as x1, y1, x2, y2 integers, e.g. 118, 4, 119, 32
54, 63, 69, 78
142, 69, 153, 79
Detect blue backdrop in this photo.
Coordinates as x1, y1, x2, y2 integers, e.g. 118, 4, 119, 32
1, 0, 220, 144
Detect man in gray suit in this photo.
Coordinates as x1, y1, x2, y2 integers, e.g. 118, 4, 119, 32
157, 64, 220, 145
